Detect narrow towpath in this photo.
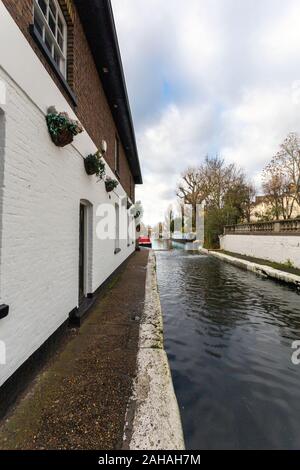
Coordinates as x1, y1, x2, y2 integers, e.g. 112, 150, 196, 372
0, 251, 149, 450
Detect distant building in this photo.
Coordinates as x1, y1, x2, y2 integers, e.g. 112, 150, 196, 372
251, 196, 300, 221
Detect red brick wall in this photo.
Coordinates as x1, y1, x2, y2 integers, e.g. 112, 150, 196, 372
2, 0, 135, 199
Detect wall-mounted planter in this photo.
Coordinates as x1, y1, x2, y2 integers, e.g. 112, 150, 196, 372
0, 304, 9, 320
46, 107, 83, 148
105, 177, 119, 193
130, 205, 141, 219
51, 128, 74, 147
84, 158, 97, 175
84, 151, 106, 180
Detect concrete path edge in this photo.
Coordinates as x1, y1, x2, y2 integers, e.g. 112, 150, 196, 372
204, 249, 300, 288
123, 251, 185, 450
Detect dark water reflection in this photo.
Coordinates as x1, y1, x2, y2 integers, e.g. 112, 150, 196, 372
156, 249, 300, 449
151, 239, 172, 250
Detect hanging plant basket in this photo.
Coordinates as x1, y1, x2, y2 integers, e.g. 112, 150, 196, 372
130, 205, 141, 219
105, 177, 119, 193
84, 151, 106, 180
46, 107, 83, 148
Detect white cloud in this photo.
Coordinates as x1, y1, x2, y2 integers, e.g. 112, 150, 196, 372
112, 0, 300, 225
221, 85, 300, 173
135, 103, 215, 225
260, 2, 300, 65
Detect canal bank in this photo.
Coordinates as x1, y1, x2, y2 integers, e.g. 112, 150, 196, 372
0, 250, 183, 450
205, 249, 300, 289
123, 252, 185, 450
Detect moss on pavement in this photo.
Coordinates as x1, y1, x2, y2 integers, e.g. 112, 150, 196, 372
0, 251, 149, 450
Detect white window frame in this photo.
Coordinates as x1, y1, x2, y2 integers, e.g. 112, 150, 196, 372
127, 213, 130, 246
115, 203, 120, 252
34, 0, 68, 78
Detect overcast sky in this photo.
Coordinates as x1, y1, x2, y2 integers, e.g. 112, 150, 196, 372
112, 0, 300, 226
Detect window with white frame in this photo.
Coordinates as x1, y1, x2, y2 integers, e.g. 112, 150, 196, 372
127, 213, 129, 246
115, 203, 120, 252
34, 0, 67, 78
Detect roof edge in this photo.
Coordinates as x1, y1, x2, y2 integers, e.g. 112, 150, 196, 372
74, 0, 142, 184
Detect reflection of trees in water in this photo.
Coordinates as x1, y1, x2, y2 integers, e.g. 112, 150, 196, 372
257, 292, 300, 343
179, 257, 249, 329
152, 239, 172, 250
171, 253, 300, 340
158, 251, 300, 450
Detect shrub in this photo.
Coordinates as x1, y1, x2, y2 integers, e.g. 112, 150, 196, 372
105, 176, 119, 193
84, 151, 106, 180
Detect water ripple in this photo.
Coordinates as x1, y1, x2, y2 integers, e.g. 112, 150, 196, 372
156, 250, 300, 450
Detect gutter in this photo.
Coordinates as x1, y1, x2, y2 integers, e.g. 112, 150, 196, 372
123, 252, 185, 450
106, 0, 142, 183
74, 0, 142, 184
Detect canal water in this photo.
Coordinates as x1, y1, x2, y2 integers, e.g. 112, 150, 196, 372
155, 245, 300, 449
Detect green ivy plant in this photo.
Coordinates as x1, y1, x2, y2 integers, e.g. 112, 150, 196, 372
84, 151, 106, 180
130, 206, 141, 219
46, 106, 83, 147
105, 176, 119, 193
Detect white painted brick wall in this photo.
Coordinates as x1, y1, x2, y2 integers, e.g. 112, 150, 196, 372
0, 68, 135, 387
220, 234, 300, 268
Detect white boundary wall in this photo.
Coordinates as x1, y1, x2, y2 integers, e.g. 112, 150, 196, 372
0, 3, 135, 386
220, 234, 300, 268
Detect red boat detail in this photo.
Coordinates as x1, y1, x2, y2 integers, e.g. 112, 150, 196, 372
138, 236, 152, 248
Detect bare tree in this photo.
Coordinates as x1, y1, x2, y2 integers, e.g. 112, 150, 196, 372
200, 156, 248, 212
262, 134, 300, 220
164, 205, 175, 237
176, 156, 253, 245
243, 182, 257, 223
224, 179, 256, 223
177, 167, 205, 230
275, 133, 300, 206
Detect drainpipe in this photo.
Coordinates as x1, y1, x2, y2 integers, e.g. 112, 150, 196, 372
0, 89, 9, 320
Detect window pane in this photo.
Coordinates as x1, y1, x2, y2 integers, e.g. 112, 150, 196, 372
115, 204, 120, 250
34, 0, 67, 79
60, 58, 66, 75
34, 11, 44, 37
38, 0, 47, 16
49, 13, 56, 35
58, 32, 64, 50
53, 47, 60, 67
58, 17, 63, 34
45, 31, 52, 53
49, 0, 57, 17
